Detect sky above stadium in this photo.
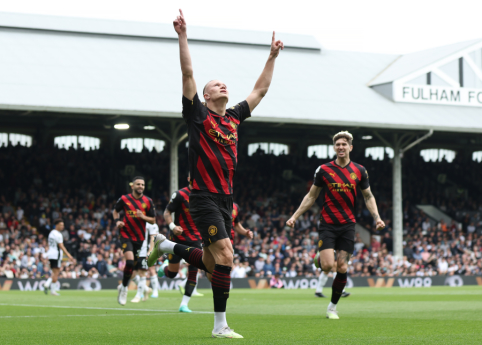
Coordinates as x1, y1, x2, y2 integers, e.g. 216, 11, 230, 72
1, 0, 481, 54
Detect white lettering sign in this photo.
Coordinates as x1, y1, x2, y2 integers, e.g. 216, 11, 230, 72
393, 84, 482, 107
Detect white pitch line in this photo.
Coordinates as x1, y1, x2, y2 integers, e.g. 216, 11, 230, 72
0, 313, 179, 319
0, 303, 212, 314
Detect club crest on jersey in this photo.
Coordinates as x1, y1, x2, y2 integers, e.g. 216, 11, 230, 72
208, 225, 218, 236
142, 203, 147, 209
230, 120, 237, 129
350, 173, 357, 180
184, 208, 189, 213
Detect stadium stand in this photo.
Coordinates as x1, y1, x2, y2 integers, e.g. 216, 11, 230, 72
1, 142, 481, 279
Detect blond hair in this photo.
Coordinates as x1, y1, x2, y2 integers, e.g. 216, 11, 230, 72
332, 131, 353, 145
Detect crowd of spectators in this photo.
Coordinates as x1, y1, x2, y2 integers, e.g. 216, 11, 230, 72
0, 142, 481, 280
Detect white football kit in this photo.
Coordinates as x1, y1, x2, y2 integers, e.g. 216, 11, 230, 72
46, 230, 63, 266
140, 223, 159, 258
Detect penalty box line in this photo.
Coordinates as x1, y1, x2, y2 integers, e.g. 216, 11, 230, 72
0, 303, 213, 314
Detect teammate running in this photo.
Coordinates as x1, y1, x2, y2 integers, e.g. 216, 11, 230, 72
131, 221, 158, 302
43, 218, 75, 296
113, 176, 155, 305
160, 175, 203, 313
148, 9, 283, 338
287, 131, 385, 319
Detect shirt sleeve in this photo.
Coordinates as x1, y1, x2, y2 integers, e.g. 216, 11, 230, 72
228, 101, 251, 124
57, 232, 63, 244
313, 166, 325, 188
146, 198, 155, 217
166, 192, 183, 213
182, 93, 204, 123
359, 166, 370, 190
114, 197, 124, 213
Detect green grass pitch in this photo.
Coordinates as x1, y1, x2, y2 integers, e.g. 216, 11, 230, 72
1, 286, 481, 344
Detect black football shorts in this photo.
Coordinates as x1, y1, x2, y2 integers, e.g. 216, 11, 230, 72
120, 237, 143, 260
318, 222, 355, 254
135, 257, 148, 270
189, 191, 233, 247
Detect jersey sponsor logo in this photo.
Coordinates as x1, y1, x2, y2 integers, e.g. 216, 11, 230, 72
208, 225, 218, 236
126, 202, 132, 206
208, 129, 237, 145
329, 173, 335, 177
126, 210, 144, 217
350, 172, 357, 180
327, 182, 356, 192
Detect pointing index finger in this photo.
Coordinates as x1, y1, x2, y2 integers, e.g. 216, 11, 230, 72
179, 9, 184, 17
272, 31, 275, 43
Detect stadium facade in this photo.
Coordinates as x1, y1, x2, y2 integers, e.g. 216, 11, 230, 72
1, 12, 482, 258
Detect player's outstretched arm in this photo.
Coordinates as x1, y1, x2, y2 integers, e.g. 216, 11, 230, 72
58, 242, 74, 262
246, 31, 284, 113
163, 208, 183, 235
287, 184, 321, 227
234, 222, 254, 239
361, 187, 385, 231
174, 9, 197, 100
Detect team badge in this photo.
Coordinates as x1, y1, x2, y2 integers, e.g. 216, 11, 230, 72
208, 225, 218, 236
230, 120, 237, 129
232, 210, 237, 217
318, 240, 323, 248
350, 173, 357, 180
168, 254, 173, 260
142, 203, 147, 209
122, 243, 127, 249
184, 208, 189, 213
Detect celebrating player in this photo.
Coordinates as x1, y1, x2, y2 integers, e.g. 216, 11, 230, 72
113, 176, 155, 305
43, 218, 75, 296
160, 174, 203, 313
148, 9, 283, 338
287, 131, 385, 319
130, 221, 158, 302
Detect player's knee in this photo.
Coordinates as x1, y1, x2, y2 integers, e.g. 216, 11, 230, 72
337, 264, 348, 274
322, 263, 334, 273
125, 260, 135, 273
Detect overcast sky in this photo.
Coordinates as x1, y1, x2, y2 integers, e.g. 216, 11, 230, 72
1, 0, 481, 54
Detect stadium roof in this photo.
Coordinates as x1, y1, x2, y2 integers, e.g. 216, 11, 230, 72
1, 12, 482, 133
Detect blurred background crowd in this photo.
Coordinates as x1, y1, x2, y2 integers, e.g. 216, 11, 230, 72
0, 143, 481, 280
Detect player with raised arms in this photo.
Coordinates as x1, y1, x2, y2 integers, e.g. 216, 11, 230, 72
148, 9, 283, 338
287, 131, 385, 319
113, 176, 156, 305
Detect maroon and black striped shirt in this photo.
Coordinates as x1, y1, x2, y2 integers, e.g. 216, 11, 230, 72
313, 161, 369, 225
114, 194, 155, 242
182, 93, 251, 195
166, 187, 202, 243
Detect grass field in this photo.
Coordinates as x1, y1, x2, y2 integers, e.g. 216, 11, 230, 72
1, 286, 482, 344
